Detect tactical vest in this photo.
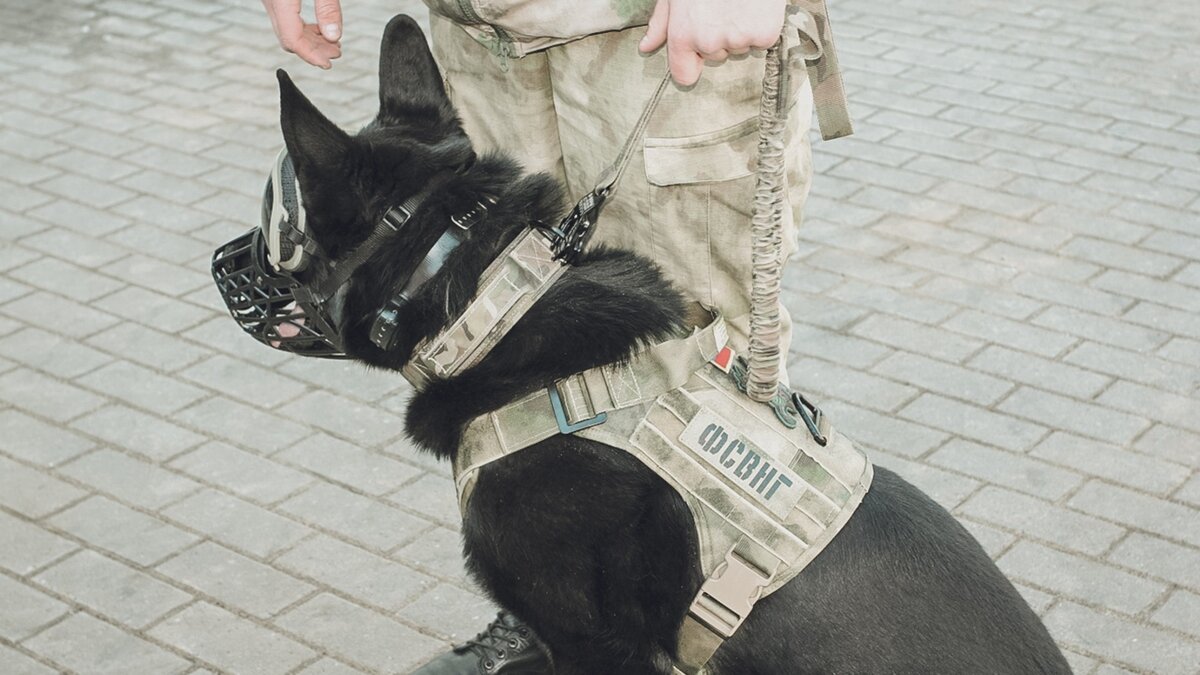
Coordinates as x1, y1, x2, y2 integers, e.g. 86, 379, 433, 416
403, 229, 873, 673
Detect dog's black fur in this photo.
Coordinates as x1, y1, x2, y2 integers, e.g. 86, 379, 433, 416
276, 15, 1072, 675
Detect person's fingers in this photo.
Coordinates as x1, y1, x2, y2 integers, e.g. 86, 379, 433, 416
639, 0, 669, 53
290, 24, 343, 69
701, 47, 730, 63
667, 40, 704, 86
314, 0, 343, 41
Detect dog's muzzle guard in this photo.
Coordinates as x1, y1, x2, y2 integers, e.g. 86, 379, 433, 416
212, 148, 470, 359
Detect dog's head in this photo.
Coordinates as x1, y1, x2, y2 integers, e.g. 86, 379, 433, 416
213, 15, 486, 362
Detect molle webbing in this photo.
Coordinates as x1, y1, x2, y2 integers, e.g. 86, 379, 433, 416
402, 229, 566, 388
452, 317, 729, 510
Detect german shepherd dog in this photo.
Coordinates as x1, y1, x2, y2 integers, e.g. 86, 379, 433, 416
271, 14, 1071, 675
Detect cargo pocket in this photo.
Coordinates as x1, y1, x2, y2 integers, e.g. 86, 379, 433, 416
642, 87, 811, 321
643, 116, 764, 315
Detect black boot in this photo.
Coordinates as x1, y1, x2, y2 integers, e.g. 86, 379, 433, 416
411, 611, 553, 674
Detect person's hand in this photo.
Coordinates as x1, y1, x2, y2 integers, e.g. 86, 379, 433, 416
262, 0, 344, 69
639, 0, 786, 86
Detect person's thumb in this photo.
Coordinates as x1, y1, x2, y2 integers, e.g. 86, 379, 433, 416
315, 0, 342, 41
639, 0, 669, 53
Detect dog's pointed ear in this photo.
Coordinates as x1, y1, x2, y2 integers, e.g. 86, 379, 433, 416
378, 14, 451, 118
278, 69, 351, 173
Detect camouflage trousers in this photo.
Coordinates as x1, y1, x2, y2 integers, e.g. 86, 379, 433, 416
430, 14, 814, 358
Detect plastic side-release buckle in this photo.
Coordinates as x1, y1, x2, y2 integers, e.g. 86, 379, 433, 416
689, 550, 772, 639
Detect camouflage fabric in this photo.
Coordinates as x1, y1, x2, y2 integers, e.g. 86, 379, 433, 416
423, 0, 658, 57
428, 10, 815, 360
452, 320, 873, 673
402, 229, 566, 389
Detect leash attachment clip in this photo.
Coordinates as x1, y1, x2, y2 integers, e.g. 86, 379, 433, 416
545, 187, 609, 265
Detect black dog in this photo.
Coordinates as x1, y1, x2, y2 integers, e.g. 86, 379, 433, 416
274, 14, 1071, 675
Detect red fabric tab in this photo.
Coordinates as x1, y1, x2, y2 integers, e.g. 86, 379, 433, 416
712, 346, 734, 373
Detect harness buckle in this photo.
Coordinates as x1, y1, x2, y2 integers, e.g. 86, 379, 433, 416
548, 382, 608, 434
791, 391, 827, 446
689, 550, 772, 639
382, 205, 413, 231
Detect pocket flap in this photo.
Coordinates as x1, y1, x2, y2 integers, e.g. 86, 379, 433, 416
643, 117, 759, 186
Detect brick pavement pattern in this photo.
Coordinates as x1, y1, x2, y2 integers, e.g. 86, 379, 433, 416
1, 0, 1198, 673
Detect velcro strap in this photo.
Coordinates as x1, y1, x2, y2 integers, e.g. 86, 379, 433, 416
403, 229, 567, 388
789, 0, 853, 140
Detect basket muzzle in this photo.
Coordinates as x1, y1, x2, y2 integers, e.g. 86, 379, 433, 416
211, 227, 348, 358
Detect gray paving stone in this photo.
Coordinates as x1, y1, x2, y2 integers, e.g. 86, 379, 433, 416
900, 393, 1047, 452
395, 526, 472, 585
790, 356, 918, 413
278, 483, 431, 552
70, 405, 205, 462
997, 387, 1149, 446
978, 242, 1099, 284
0, 511, 76, 576
1010, 271, 1133, 317
1107, 533, 1200, 592
1069, 481, 1200, 548
851, 313, 984, 363
0, 291, 119, 339
1044, 601, 1200, 675
388, 473, 462, 528
1034, 306, 1171, 354
169, 441, 312, 504
33, 549, 192, 629
172, 397, 310, 454
77, 361, 208, 416
401, 583, 499, 642
276, 433, 420, 497
1031, 432, 1190, 496
86, 322, 213, 372
275, 534, 436, 611
0, 409, 94, 467
279, 390, 407, 447
162, 489, 311, 560
57, 449, 200, 510
274, 594, 443, 673
1133, 424, 1200, 470
998, 540, 1167, 615
91, 286, 211, 334
0, 574, 69, 641
157, 541, 314, 619
0, 327, 113, 379
296, 658, 362, 675
1065, 341, 1200, 395
968, 345, 1111, 401
25, 611, 190, 675
0, 644, 57, 675
1098, 381, 1200, 434
958, 486, 1124, 556
871, 351, 1012, 405
0, 455, 87, 519
0, 368, 106, 423
929, 439, 1081, 501
150, 602, 315, 675
1152, 590, 1200, 639
943, 309, 1078, 359
8, 257, 124, 303
786, 321, 892, 370
49, 496, 198, 566
178, 354, 308, 409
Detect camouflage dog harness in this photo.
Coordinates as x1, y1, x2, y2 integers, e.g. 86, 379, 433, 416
403, 227, 873, 674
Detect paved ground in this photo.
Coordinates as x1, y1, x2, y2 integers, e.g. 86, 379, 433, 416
1, 0, 1198, 673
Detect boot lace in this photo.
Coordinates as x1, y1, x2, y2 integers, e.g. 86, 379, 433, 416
459, 612, 532, 672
